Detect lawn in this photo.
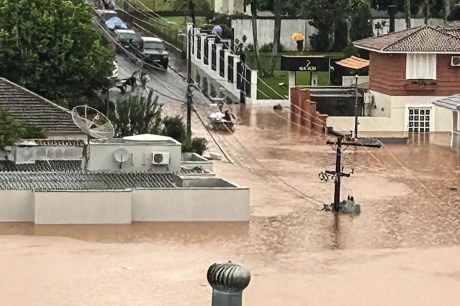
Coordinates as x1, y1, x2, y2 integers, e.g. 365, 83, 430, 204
257, 71, 331, 100
249, 52, 345, 99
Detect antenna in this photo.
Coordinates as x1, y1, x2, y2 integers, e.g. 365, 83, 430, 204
113, 148, 130, 169
71, 105, 115, 139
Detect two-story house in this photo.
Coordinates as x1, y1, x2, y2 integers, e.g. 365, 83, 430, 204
326, 26, 460, 134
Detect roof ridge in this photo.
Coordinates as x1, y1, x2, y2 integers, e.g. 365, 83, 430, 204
383, 25, 425, 51
0, 77, 72, 115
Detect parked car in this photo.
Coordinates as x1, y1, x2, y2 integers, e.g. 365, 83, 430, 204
131, 37, 169, 70
114, 29, 137, 52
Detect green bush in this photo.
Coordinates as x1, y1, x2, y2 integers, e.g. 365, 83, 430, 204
191, 137, 208, 155
162, 116, 186, 143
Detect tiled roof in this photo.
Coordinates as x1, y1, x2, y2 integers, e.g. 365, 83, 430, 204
0, 172, 178, 191
0, 160, 83, 172
32, 139, 86, 147
0, 78, 82, 134
335, 56, 369, 69
354, 26, 460, 53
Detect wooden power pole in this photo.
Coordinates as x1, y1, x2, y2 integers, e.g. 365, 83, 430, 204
326, 131, 381, 212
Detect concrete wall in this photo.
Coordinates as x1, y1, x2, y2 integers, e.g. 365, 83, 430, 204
371, 18, 444, 37
88, 142, 181, 173
230, 18, 444, 52
0, 185, 250, 224
181, 152, 213, 171
327, 93, 452, 132
132, 188, 250, 222
0, 191, 34, 222
34, 191, 132, 224
343, 76, 369, 87
231, 19, 317, 51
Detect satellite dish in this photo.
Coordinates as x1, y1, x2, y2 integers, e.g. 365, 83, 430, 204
71, 105, 115, 139
113, 148, 130, 169
114, 148, 130, 163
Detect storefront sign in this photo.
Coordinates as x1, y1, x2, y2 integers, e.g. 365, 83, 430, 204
280, 56, 330, 72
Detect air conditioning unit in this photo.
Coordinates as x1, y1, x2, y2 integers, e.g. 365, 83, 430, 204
451, 56, 460, 67
152, 152, 170, 165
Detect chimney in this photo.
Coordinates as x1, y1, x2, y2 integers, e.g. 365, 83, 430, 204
207, 261, 251, 306
388, 5, 397, 33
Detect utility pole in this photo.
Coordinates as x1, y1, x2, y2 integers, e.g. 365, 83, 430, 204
186, 0, 195, 141
354, 74, 359, 139
326, 130, 381, 212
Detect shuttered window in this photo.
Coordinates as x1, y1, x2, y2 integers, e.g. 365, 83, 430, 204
406, 54, 437, 80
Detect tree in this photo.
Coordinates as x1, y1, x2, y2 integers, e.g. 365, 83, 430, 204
110, 91, 163, 137
0, 0, 114, 107
244, 0, 262, 72
0, 110, 46, 150
268, 0, 282, 76
350, 0, 374, 41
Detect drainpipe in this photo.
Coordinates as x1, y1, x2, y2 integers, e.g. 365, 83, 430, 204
388, 5, 397, 33
207, 261, 251, 306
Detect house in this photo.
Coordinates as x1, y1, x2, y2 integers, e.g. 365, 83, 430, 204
0, 134, 249, 224
433, 95, 460, 150
0, 78, 85, 139
326, 26, 460, 134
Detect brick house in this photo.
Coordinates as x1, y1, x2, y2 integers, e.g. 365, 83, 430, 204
326, 26, 460, 133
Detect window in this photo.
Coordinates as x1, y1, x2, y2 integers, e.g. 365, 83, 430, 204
406, 54, 436, 80
144, 41, 165, 51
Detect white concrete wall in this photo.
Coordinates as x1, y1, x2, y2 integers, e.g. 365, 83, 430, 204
88, 143, 181, 173
372, 18, 445, 36
231, 19, 318, 51
327, 94, 452, 132
181, 153, 213, 171
230, 18, 445, 52
342, 76, 369, 86
132, 188, 250, 222
0, 191, 34, 222
34, 191, 132, 224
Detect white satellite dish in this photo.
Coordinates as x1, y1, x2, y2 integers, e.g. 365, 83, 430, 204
113, 148, 130, 169
71, 105, 115, 139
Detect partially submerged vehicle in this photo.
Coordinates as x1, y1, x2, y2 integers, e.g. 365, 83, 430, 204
131, 37, 169, 69
208, 111, 236, 133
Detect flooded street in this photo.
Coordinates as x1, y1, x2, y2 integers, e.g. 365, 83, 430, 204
1, 106, 460, 305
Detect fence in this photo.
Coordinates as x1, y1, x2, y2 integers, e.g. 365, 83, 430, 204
188, 24, 258, 103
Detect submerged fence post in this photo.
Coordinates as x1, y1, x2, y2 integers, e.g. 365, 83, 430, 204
207, 261, 251, 306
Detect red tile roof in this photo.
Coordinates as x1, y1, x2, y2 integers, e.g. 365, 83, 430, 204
354, 26, 460, 53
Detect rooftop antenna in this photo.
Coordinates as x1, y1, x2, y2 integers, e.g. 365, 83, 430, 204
113, 148, 130, 169
71, 105, 115, 140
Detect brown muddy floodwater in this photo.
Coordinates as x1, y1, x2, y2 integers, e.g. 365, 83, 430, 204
1, 106, 460, 306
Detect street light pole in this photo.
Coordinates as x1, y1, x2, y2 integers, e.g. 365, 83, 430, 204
354, 74, 359, 139
186, 0, 195, 141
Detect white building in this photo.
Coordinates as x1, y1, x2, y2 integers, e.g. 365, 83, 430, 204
0, 135, 249, 224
